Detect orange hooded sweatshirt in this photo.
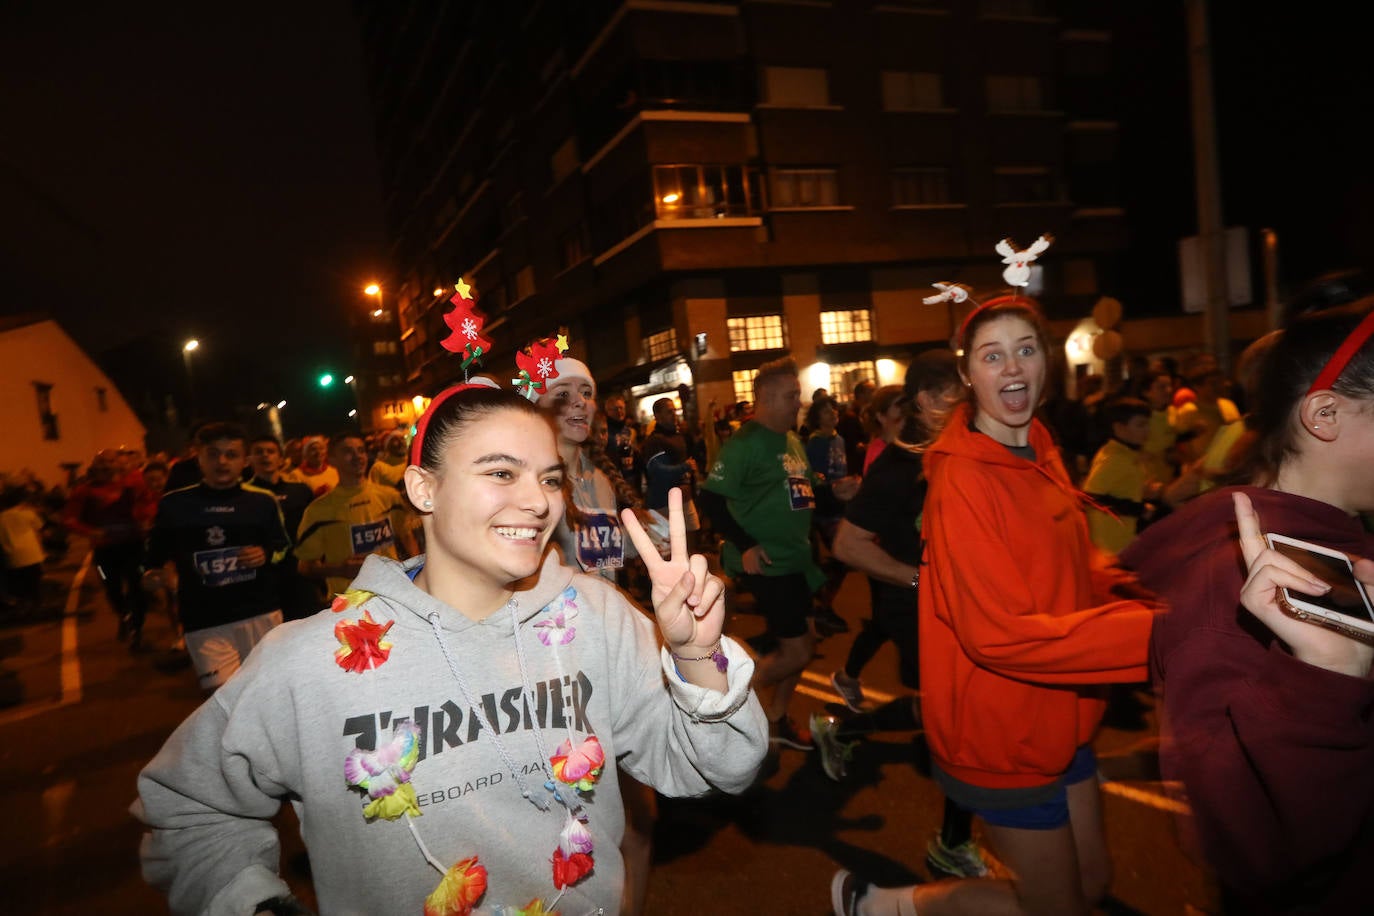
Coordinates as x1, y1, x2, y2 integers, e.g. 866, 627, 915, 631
919, 403, 1158, 790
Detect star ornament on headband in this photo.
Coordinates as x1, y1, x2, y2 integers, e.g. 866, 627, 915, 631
923, 282, 973, 306
440, 277, 493, 380
996, 235, 1053, 288
513, 332, 567, 401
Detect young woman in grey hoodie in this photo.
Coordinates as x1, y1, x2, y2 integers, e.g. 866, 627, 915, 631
134, 382, 768, 916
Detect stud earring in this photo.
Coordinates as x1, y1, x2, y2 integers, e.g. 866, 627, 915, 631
1312, 425, 1320, 430
423, 500, 433, 509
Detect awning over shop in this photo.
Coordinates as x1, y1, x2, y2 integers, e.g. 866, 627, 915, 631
599, 354, 690, 393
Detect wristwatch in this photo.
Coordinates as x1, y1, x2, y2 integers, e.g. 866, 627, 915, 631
910, 571, 920, 589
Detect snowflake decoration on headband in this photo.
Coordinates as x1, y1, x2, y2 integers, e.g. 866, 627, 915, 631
923, 282, 972, 305
996, 235, 1053, 288
440, 277, 493, 379
513, 331, 570, 401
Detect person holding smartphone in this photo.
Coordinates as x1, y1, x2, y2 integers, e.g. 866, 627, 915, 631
1122, 300, 1374, 913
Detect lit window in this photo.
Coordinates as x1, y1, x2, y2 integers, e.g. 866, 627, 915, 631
732, 369, 758, 405
770, 169, 840, 209
890, 167, 951, 206
728, 315, 787, 352
881, 71, 943, 111
829, 361, 878, 399
762, 66, 830, 107
986, 75, 1044, 112
820, 310, 873, 345
994, 166, 1056, 203
654, 165, 764, 219
643, 328, 678, 361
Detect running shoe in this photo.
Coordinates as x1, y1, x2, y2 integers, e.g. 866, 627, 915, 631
830, 869, 872, 916
925, 835, 990, 879
830, 670, 866, 712
769, 715, 814, 751
811, 713, 854, 781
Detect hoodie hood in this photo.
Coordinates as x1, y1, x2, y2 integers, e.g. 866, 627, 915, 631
926, 401, 1065, 476
348, 550, 575, 636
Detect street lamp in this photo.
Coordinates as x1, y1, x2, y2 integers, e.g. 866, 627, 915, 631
182, 338, 200, 420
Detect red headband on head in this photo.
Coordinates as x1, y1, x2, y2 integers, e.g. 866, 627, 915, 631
1306, 309, 1374, 396
409, 383, 490, 467
956, 294, 1036, 349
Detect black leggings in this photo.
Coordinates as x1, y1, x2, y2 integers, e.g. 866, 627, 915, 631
94, 542, 146, 630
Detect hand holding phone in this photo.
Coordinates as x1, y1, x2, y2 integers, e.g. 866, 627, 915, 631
1232, 492, 1374, 677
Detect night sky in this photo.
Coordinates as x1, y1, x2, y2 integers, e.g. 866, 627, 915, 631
2, 4, 1368, 437
1, 0, 385, 434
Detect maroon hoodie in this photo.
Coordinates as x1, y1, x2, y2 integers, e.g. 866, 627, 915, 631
1123, 486, 1374, 914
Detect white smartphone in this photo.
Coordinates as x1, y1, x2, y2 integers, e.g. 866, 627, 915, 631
1264, 533, 1374, 643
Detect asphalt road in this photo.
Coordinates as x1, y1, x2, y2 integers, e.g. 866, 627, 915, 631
1, 547, 1218, 914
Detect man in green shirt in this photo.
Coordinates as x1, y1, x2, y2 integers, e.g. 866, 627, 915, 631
701, 358, 857, 751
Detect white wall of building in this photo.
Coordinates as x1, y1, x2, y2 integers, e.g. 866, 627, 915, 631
0, 319, 146, 488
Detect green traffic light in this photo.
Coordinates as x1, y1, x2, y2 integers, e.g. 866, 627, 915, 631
319, 373, 334, 387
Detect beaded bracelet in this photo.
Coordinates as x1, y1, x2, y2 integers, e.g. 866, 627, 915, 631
670, 642, 729, 674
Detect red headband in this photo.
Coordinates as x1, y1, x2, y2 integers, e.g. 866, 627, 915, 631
956, 294, 1039, 348
409, 383, 490, 467
1306, 309, 1374, 396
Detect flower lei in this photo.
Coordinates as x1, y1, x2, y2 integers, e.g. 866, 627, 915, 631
335, 585, 606, 914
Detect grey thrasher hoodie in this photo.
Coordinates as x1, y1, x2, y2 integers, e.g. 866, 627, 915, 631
134, 552, 767, 915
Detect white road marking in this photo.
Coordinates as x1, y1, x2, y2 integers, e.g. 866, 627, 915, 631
1100, 780, 1192, 815
61, 551, 92, 704
0, 551, 91, 727
795, 669, 1192, 816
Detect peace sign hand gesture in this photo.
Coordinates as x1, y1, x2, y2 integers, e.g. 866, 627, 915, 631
1233, 492, 1374, 678
622, 488, 729, 690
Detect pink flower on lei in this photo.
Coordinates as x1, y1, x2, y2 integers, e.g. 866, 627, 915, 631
549, 735, 604, 792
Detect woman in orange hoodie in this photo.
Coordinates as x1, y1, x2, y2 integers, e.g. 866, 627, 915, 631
831, 297, 1159, 916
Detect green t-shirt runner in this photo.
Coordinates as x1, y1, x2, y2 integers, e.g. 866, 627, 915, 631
702, 420, 825, 592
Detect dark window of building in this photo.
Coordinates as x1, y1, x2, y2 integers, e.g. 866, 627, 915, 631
508, 265, 536, 304
640, 59, 753, 110
980, 0, 1053, 17
890, 167, 952, 206
770, 169, 840, 208
881, 71, 944, 110
589, 173, 655, 252
373, 340, 399, 356
500, 195, 524, 235
994, 166, 1057, 203
820, 310, 873, 344
653, 165, 764, 219
728, 315, 787, 352
762, 66, 830, 106
550, 137, 579, 185
33, 382, 58, 440
987, 75, 1045, 112
559, 224, 591, 271
95, 387, 108, 412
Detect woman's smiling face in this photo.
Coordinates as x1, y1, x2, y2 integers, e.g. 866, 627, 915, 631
963, 315, 1046, 445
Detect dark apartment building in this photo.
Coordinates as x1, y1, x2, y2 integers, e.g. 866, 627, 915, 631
355, 0, 1132, 427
